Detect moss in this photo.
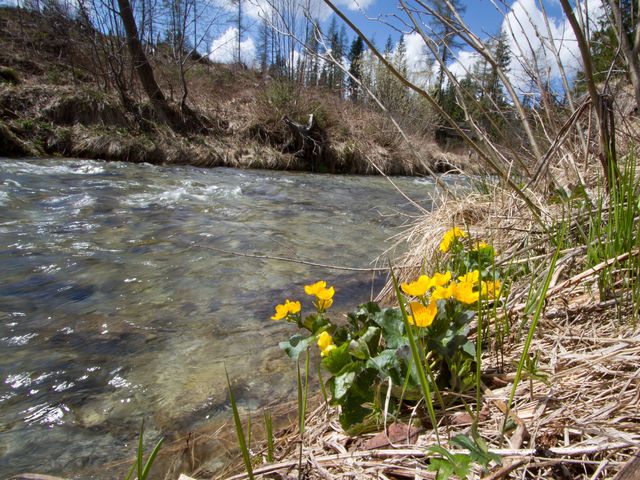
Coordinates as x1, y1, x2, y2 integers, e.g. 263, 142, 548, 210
0, 66, 20, 85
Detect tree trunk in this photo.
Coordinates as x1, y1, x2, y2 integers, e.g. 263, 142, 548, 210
559, 0, 618, 190
607, 0, 640, 114
116, 0, 179, 128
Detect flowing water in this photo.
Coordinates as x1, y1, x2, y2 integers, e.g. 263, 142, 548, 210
0, 158, 442, 478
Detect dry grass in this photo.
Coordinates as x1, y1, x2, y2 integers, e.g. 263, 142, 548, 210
205, 293, 640, 479
185, 182, 640, 480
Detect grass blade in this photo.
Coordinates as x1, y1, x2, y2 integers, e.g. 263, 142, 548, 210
137, 420, 144, 478
506, 227, 564, 425
225, 366, 254, 479
389, 264, 440, 444
264, 410, 274, 463
140, 437, 164, 479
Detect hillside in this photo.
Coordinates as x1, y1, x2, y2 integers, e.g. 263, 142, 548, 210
0, 7, 466, 175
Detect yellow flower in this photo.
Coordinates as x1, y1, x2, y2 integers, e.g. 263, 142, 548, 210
317, 331, 336, 357
285, 299, 301, 314
481, 280, 501, 299
316, 298, 333, 310
431, 271, 452, 287
458, 270, 480, 285
407, 301, 437, 328
305, 280, 327, 296
321, 344, 336, 357
270, 299, 301, 320
439, 227, 466, 253
472, 240, 490, 251
271, 303, 289, 321
431, 284, 454, 301
315, 286, 334, 311
452, 281, 479, 304
316, 286, 335, 300
401, 275, 431, 297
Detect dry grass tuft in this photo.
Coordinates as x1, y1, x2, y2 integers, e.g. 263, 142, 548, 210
207, 241, 640, 480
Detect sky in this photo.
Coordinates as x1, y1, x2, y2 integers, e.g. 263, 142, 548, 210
0, 0, 605, 93
208, 0, 606, 95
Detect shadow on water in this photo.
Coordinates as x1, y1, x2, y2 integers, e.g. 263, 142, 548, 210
0, 159, 444, 478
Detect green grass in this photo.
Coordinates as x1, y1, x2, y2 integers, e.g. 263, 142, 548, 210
123, 420, 164, 480
226, 367, 254, 480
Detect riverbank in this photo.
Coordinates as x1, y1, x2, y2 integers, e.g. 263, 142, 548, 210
0, 7, 470, 176
193, 183, 640, 480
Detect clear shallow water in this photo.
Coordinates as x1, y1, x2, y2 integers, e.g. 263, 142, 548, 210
0, 158, 439, 478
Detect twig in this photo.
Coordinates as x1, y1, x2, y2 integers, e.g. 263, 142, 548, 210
510, 249, 640, 313
481, 458, 530, 480
224, 442, 635, 479
189, 244, 393, 272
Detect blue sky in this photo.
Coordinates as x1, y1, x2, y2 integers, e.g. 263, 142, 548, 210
230, 0, 603, 92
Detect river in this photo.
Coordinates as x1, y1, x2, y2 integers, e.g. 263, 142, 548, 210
0, 158, 442, 478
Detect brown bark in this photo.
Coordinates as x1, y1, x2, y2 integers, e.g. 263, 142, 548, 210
559, 0, 618, 189
116, 0, 179, 128
607, 0, 640, 114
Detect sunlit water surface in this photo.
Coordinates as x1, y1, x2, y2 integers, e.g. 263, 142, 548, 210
0, 158, 444, 478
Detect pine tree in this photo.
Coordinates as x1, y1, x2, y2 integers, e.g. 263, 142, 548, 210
348, 36, 365, 101
487, 31, 510, 106
257, 16, 270, 72
375, 35, 395, 108
430, 0, 466, 99
306, 21, 320, 86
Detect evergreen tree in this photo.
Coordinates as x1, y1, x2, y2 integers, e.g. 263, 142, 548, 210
257, 16, 270, 72
306, 20, 320, 86
487, 31, 510, 106
348, 36, 365, 101
430, 0, 466, 99
394, 34, 408, 77
375, 35, 395, 107
326, 17, 339, 89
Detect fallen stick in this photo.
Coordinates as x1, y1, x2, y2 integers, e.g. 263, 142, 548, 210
223, 441, 636, 479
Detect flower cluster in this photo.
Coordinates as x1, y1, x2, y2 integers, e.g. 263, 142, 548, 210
273, 228, 504, 431
439, 227, 466, 252
270, 299, 301, 321
304, 280, 335, 312
271, 280, 336, 357
401, 228, 500, 328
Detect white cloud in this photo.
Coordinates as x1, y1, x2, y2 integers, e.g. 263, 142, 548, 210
448, 50, 482, 79
239, 0, 375, 22
404, 32, 430, 76
209, 27, 257, 67
335, 0, 376, 11
503, 0, 605, 92
435, 0, 606, 96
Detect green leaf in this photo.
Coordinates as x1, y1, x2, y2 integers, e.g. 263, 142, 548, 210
279, 333, 315, 360
452, 309, 475, 328
337, 368, 378, 432
450, 434, 501, 468
350, 326, 380, 360
339, 399, 372, 432
302, 314, 329, 334
372, 307, 406, 349
225, 367, 254, 479
427, 458, 455, 480
461, 340, 476, 359
346, 302, 380, 331
367, 349, 403, 386
321, 342, 352, 375
333, 369, 357, 400
426, 445, 472, 480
